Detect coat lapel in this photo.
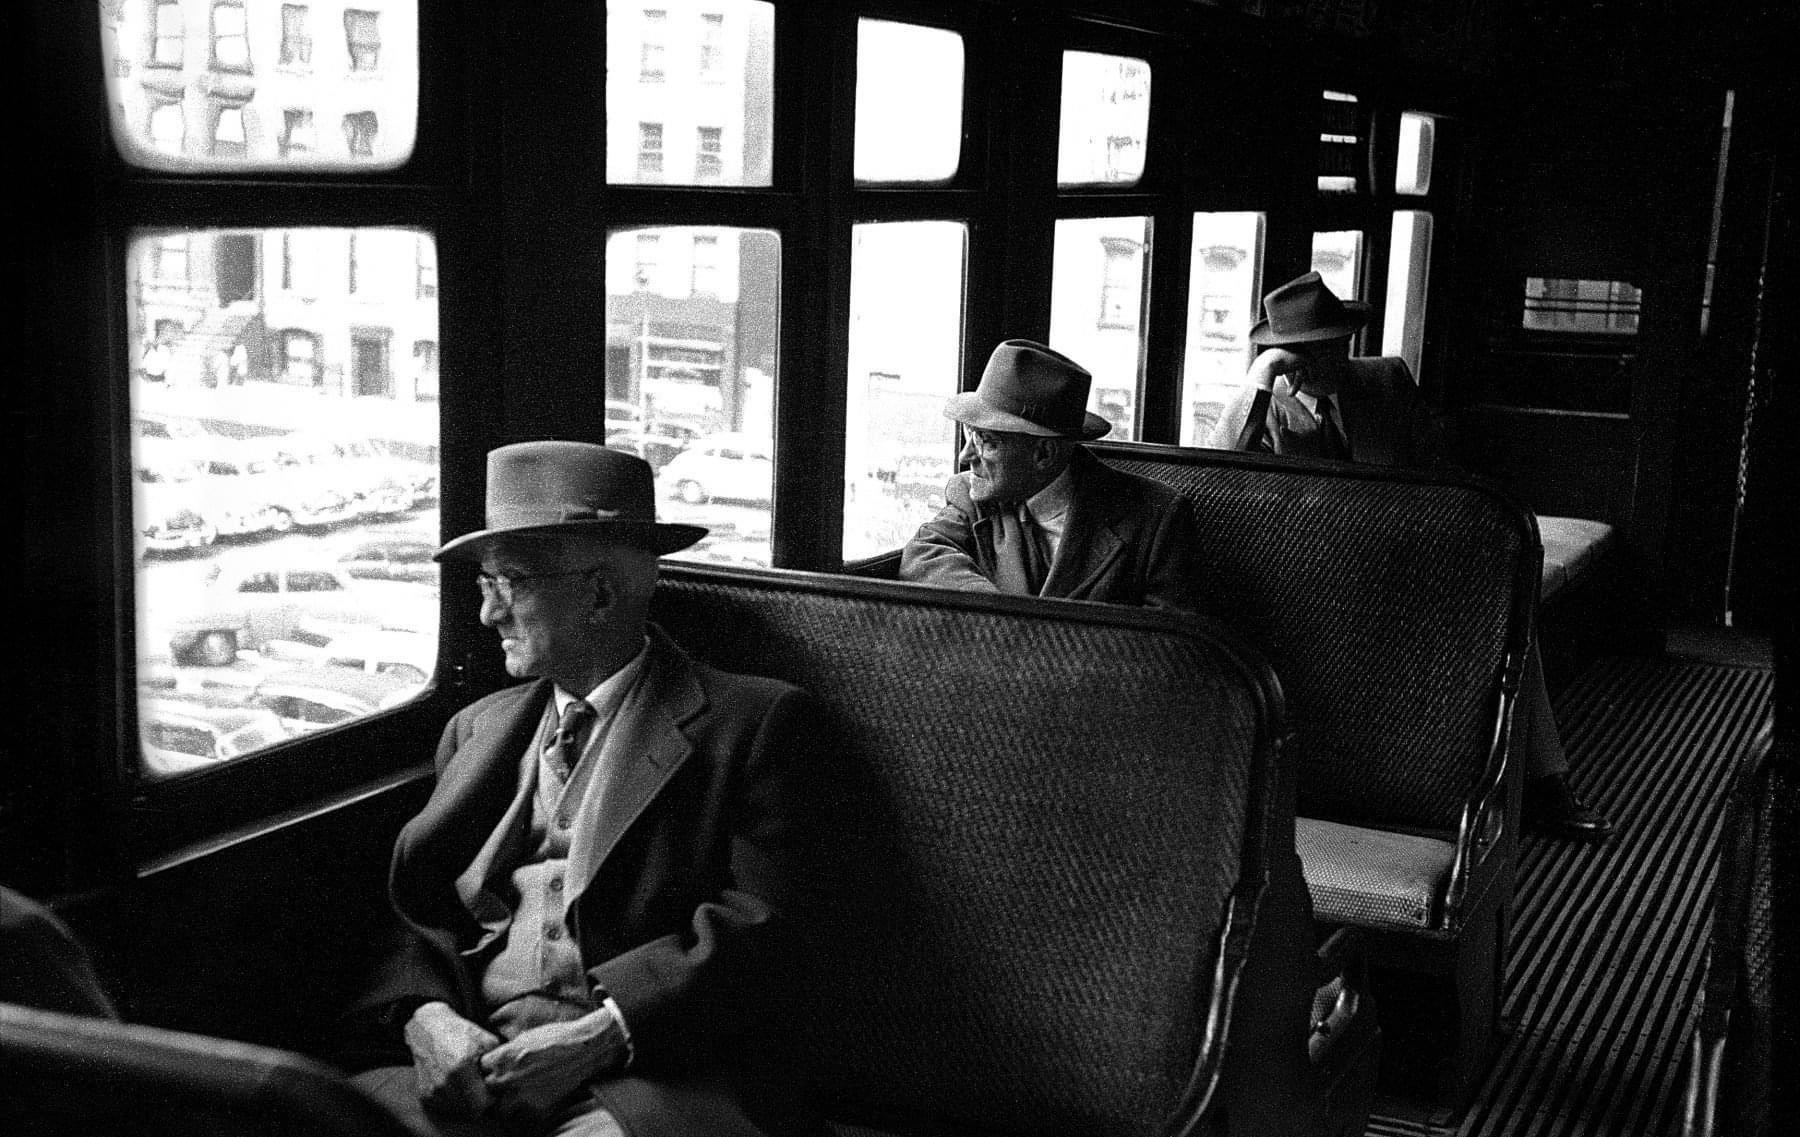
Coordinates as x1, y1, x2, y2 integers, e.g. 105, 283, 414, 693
565, 630, 704, 908
1041, 452, 1123, 599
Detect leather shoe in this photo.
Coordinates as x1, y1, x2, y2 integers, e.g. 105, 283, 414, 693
1525, 774, 1614, 844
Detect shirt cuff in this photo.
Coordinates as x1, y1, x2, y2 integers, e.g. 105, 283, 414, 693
599, 991, 635, 1070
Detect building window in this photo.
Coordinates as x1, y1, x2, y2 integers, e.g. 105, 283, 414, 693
211, 2, 251, 72
634, 233, 661, 289
417, 236, 438, 298
695, 126, 723, 180
343, 111, 378, 157
280, 109, 315, 156
640, 9, 667, 81
282, 230, 322, 295
211, 105, 247, 157
154, 236, 190, 282
637, 122, 664, 178
148, 100, 185, 154
1522, 278, 1642, 335
283, 330, 321, 385
351, 329, 394, 397
1098, 236, 1143, 330
151, 2, 185, 69
280, 4, 313, 66
698, 12, 725, 80
691, 233, 721, 295
348, 232, 360, 294
413, 340, 439, 401
344, 9, 380, 71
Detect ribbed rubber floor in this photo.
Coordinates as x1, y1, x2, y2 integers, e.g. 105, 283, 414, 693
1368, 656, 1774, 1137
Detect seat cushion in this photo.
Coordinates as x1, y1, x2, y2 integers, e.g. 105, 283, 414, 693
1536, 515, 1616, 602
1296, 818, 1456, 930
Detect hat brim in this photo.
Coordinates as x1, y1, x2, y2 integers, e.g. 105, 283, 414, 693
1248, 302, 1369, 346
435, 519, 708, 563
943, 393, 1112, 440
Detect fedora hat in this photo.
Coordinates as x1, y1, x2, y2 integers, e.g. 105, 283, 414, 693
942, 340, 1111, 440
435, 441, 707, 562
1248, 272, 1370, 346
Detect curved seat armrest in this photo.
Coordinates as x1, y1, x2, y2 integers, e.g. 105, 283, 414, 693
1443, 651, 1523, 932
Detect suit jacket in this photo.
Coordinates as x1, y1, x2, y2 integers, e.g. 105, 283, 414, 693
1207, 355, 1445, 467
361, 625, 820, 1134
899, 446, 1201, 613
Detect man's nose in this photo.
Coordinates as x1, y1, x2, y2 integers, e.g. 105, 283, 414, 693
957, 435, 977, 463
479, 591, 508, 626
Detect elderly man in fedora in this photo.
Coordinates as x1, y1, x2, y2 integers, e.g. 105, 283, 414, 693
899, 339, 1200, 612
1207, 271, 1443, 464
1212, 272, 1613, 844
349, 442, 822, 1137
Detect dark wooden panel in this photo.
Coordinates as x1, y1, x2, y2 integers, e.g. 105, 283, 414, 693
1453, 405, 1636, 525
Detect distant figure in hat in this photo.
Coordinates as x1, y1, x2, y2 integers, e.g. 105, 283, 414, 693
899, 339, 1201, 612
349, 442, 823, 1136
1206, 271, 1443, 465
1216, 274, 1613, 844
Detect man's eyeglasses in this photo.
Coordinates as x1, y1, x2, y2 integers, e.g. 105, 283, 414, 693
475, 567, 599, 605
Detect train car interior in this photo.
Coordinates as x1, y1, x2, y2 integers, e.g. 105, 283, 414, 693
3, 1, 1797, 1135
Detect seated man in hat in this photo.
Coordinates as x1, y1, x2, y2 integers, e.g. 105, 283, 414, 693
900, 339, 1201, 613
1211, 272, 1612, 844
349, 442, 822, 1137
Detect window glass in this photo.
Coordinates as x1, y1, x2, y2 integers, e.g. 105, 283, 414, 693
843, 222, 965, 562
1318, 89, 1362, 194
1522, 278, 1642, 335
100, 0, 419, 172
1311, 230, 1364, 304
1381, 212, 1433, 377
129, 226, 441, 780
605, 227, 780, 567
1057, 52, 1151, 186
607, 1, 774, 187
1181, 212, 1265, 446
1395, 111, 1436, 196
854, 20, 963, 183
1050, 216, 1149, 442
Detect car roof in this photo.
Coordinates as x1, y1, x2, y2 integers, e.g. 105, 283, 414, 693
141, 697, 278, 732
253, 664, 419, 700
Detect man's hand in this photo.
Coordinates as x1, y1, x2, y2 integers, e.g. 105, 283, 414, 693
1248, 347, 1308, 391
404, 1002, 502, 1117
479, 1006, 629, 1122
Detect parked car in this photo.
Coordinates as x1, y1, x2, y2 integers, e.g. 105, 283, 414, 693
605, 399, 644, 431
605, 426, 687, 470
207, 438, 359, 531
658, 432, 774, 506
273, 434, 415, 517
246, 664, 424, 736
337, 536, 440, 585
138, 697, 289, 778
166, 562, 423, 664
133, 439, 215, 554
270, 628, 436, 687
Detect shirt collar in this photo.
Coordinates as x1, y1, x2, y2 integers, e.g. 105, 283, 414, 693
553, 636, 651, 721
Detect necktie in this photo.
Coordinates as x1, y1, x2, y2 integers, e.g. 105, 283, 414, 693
1019, 504, 1052, 594
549, 700, 596, 779
1316, 396, 1350, 460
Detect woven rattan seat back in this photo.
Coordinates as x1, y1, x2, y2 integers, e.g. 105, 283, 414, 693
651, 565, 1280, 1137
1094, 444, 1536, 833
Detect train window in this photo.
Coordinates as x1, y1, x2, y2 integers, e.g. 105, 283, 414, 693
843, 222, 966, 561
605, 1, 775, 187
1382, 212, 1433, 377
100, 0, 420, 173
604, 227, 779, 568
1050, 216, 1149, 441
1182, 212, 1266, 446
854, 20, 964, 184
1319, 89, 1363, 193
1056, 51, 1151, 187
128, 226, 441, 781
1522, 277, 1643, 335
1312, 229, 1364, 302
1396, 111, 1437, 195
